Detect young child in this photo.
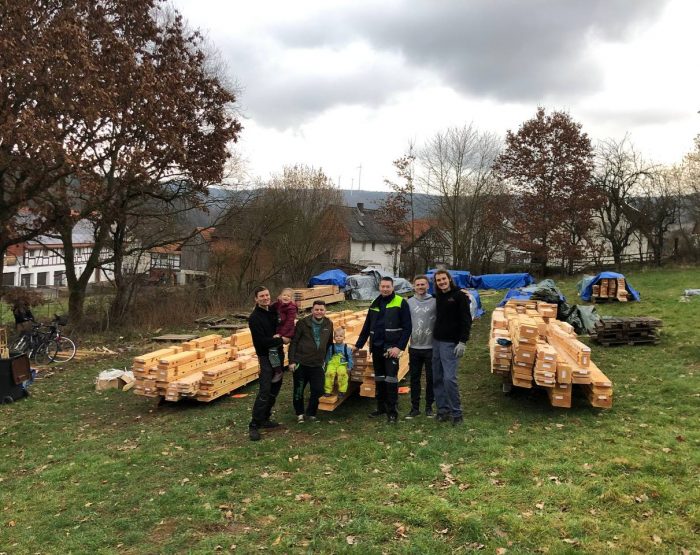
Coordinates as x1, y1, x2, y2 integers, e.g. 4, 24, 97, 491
324, 328, 353, 399
268, 288, 298, 383
271, 288, 298, 341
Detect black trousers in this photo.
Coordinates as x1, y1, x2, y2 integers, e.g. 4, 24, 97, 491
292, 364, 325, 417
250, 355, 283, 429
409, 347, 434, 411
371, 347, 399, 418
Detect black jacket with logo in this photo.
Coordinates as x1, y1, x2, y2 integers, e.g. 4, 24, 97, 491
433, 288, 472, 343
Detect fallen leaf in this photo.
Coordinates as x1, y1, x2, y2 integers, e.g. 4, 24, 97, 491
8, 520, 16, 527
496, 548, 508, 554
436, 528, 449, 534
394, 523, 408, 539
652, 535, 662, 545
535, 502, 545, 510
294, 493, 313, 502
661, 447, 671, 453
272, 536, 281, 546
346, 535, 356, 545
562, 538, 579, 545
466, 542, 485, 550
676, 435, 685, 442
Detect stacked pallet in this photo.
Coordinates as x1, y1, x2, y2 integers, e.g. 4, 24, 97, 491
591, 277, 628, 302
132, 330, 264, 403
489, 300, 613, 409
293, 285, 346, 310
590, 317, 662, 346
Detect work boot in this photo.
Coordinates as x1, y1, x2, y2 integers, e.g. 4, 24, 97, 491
249, 427, 261, 441
260, 420, 280, 429
387, 414, 398, 424
437, 413, 450, 423
405, 408, 421, 419
297, 414, 305, 424
425, 407, 434, 417
369, 409, 386, 418
452, 416, 464, 426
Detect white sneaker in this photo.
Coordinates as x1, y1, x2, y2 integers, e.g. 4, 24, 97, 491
297, 414, 305, 423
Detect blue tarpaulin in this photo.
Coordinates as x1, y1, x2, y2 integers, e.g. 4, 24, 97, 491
497, 279, 567, 307
579, 271, 640, 301
426, 269, 471, 294
307, 269, 348, 288
470, 273, 535, 290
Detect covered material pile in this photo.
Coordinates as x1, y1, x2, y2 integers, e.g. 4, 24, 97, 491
590, 316, 662, 346
293, 285, 345, 310
490, 299, 613, 409
579, 272, 640, 302
132, 331, 263, 402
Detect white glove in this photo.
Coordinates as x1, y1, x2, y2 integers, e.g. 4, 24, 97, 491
289, 363, 296, 372
454, 342, 466, 358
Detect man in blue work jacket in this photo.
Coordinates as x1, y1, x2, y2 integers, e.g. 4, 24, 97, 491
356, 276, 412, 423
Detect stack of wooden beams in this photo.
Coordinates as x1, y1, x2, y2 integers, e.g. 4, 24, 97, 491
590, 316, 662, 346
132, 330, 265, 403
293, 285, 346, 310
489, 300, 613, 409
591, 277, 628, 302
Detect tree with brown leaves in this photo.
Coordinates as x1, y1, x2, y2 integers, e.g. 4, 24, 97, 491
494, 107, 595, 275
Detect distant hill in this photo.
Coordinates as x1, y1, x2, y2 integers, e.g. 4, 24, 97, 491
194, 187, 437, 227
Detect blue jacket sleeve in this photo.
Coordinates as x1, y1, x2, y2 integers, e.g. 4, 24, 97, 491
346, 345, 353, 370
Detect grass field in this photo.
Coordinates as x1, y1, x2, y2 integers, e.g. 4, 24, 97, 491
1, 267, 699, 554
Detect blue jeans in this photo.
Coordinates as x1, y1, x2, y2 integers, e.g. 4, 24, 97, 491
432, 339, 462, 418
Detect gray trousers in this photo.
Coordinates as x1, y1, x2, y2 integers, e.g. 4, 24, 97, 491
432, 339, 463, 418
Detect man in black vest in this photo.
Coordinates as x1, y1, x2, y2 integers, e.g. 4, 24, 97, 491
248, 286, 289, 441
356, 276, 412, 423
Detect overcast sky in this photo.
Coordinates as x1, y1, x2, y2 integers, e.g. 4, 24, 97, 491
173, 0, 700, 191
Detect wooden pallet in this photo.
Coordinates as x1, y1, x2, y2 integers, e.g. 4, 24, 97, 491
195, 316, 228, 326
153, 334, 199, 342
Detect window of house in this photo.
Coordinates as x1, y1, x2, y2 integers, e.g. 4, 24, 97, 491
21, 274, 31, 287
37, 272, 48, 286
371, 241, 376, 251
54, 271, 65, 286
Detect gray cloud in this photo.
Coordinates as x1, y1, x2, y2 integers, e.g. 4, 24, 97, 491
216, 0, 669, 128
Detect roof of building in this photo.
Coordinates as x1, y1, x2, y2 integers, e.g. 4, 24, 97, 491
336, 204, 399, 243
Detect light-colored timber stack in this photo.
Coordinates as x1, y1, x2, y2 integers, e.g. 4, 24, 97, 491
132, 330, 270, 403
293, 285, 346, 310
592, 277, 628, 302
489, 300, 613, 409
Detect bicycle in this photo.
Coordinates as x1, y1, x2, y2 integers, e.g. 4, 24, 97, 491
10, 315, 76, 364
9, 323, 57, 365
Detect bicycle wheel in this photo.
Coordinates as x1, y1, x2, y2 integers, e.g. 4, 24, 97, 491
50, 337, 77, 363
34, 342, 58, 365
9, 335, 29, 354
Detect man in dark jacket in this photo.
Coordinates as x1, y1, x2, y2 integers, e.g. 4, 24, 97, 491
289, 300, 334, 423
432, 270, 472, 425
356, 277, 412, 423
248, 286, 289, 441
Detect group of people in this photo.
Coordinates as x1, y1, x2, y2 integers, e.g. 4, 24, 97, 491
246, 270, 472, 441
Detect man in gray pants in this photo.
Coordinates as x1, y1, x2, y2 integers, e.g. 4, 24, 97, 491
405, 275, 436, 418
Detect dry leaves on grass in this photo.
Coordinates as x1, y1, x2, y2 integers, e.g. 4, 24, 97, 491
294, 493, 313, 502
346, 535, 357, 545
394, 522, 408, 539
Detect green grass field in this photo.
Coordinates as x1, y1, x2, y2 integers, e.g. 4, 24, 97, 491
1, 267, 699, 554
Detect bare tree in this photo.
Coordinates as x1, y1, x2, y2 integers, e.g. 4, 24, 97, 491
591, 136, 652, 269
624, 169, 681, 266
418, 124, 501, 268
